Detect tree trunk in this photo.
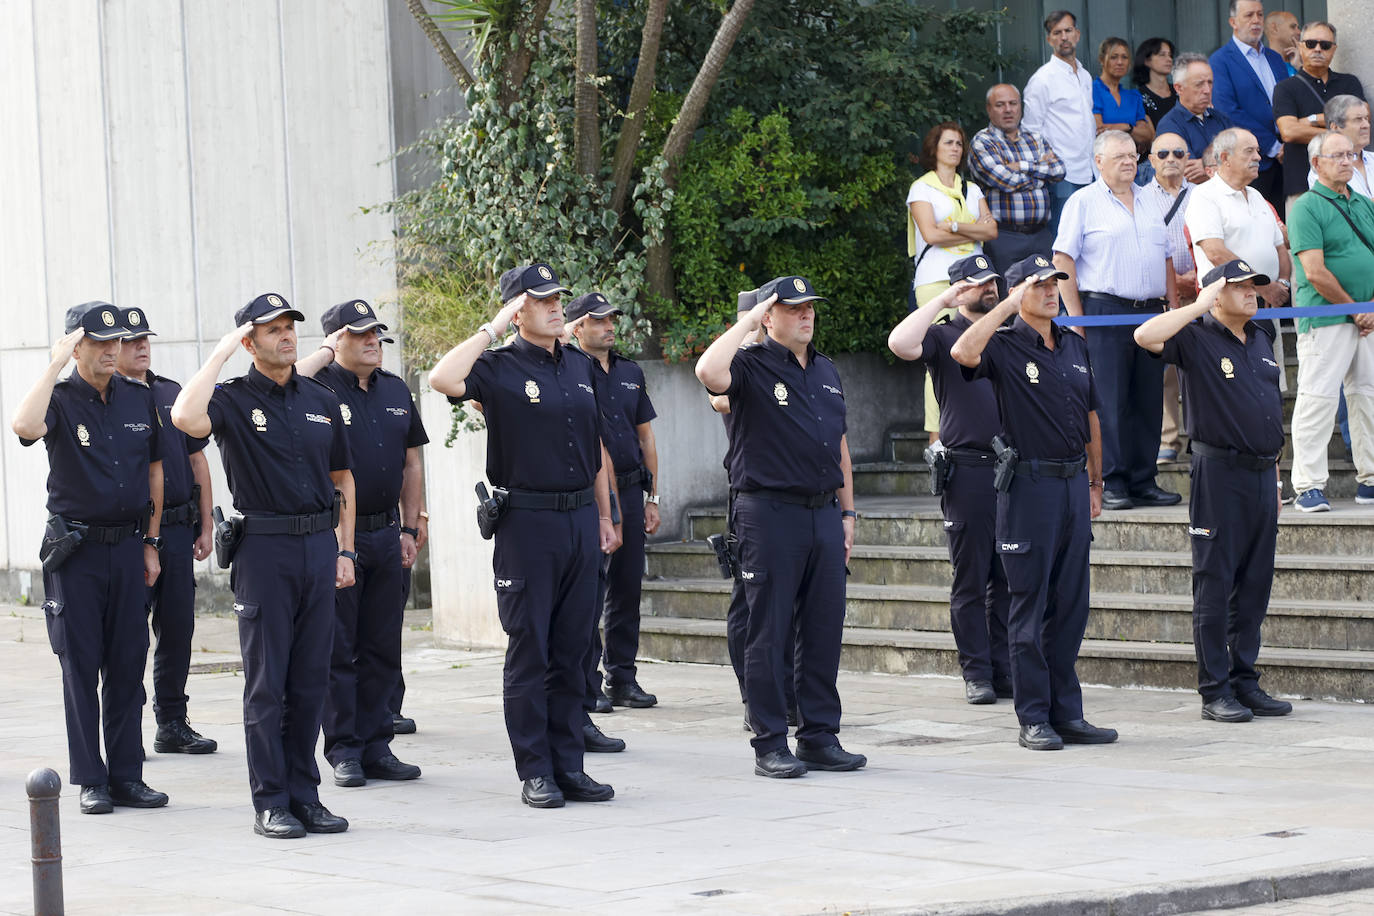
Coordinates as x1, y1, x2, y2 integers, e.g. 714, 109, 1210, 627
608, 0, 669, 217
498, 0, 554, 109
645, 0, 756, 305
405, 0, 475, 91
574, 0, 600, 176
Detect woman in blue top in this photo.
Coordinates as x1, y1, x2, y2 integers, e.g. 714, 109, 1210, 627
1093, 37, 1154, 156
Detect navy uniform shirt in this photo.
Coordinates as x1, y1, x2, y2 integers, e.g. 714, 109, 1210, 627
1157, 312, 1284, 456
965, 318, 1100, 460
452, 334, 603, 492
20, 372, 163, 525
921, 313, 1001, 451
207, 365, 351, 515
145, 370, 208, 508
316, 363, 429, 515
721, 336, 847, 496
574, 347, 656, 474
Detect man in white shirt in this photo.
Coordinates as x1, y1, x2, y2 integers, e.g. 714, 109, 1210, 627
1186, 127, 1295, 393
1022, 10, 1093, 231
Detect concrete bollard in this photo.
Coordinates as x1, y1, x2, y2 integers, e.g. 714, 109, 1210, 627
26, 767, 63, 916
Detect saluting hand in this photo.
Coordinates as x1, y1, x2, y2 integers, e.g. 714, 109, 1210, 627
213, 322, 256, 361
744, 293, 778, 330
51, 328, 84, 366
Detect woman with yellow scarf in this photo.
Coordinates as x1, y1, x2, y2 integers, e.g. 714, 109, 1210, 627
906, 121, 998, 444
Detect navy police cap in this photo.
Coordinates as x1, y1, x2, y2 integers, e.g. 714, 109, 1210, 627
65, 301, 127, 341
948, 254, 1000, 285
499, 263, 571, 303
119, 307, 156, 340
565, 292, 622, 324
234, 293, 305, 327
321, 299, 394, 342
1201, 258, 1271, 288
1004, 254, 1069, 289
758, 275, 827, 306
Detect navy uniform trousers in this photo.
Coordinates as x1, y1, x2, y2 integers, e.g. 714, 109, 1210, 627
734, 494, 844, 753
494, 504, 598, 780
582, 483, 645, 705
323, 525, 404, 767
996, 469, 1092, 726
391, 569, 411, 716
231, 530, 335, 811
942, 459, 1011, 685
724, 492, 795, 709
42, 536, 149, 786
145, 522, 196, 725
1189, 454, 1279, 701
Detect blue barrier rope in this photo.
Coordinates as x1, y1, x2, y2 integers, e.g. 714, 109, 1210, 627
1052, 301, 1374, 327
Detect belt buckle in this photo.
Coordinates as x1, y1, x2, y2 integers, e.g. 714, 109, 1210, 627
554, 492, 573, 511
286, 515, 307, 536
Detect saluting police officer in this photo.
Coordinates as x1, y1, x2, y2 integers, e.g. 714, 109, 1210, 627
429, 264, 621, 809
115, 307, 219, 755
295, 299, 428, 786
695, 276, 867, 779
1134, 260, 1293, 722
951, 255, 1117, 751
12, 302, 170, 814
172, 294, 356, 839
888, 256, 1013, 705
566, 292, 662, 716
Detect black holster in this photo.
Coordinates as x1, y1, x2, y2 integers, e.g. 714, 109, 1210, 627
924, 445, 953, 496
212, 506, 245, 569
40, 515, 86, 574
190, 484, 202, 537
475, 482, 509, 540
331, 490, 342, 528
992, 435, 1019, 493
706, 532, 740, 580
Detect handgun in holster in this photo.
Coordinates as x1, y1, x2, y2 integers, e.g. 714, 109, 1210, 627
992, 435, 1019, 493
706, 532, 740, 580
39, 514, 86, 574
211, 506, 245, 569
475, 482, 508, 540
923, 444, 953, 497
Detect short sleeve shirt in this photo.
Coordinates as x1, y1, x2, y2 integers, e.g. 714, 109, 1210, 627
317, 363, 429, 515
721, 336, 847, 496
920, 313, 1000, 451
965, 318, 1100, 460
1092, 79, 1146, 128
907, 176, 988, 287
1054, 180, 1170, 299
147, 371, 208, 509
452, 334, 604, 492
207, 365, 351, 515
1271, 70, 1365, 197
1185, 175, 1284, 279
1157, 313, 1284, 456
1288, 183, 1374, 333
576, 348, 656, 474
20, 372, 164, 525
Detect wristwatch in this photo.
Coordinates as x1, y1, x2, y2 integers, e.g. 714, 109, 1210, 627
400, 525, 419, 537
142, 535, 163, 550
338, 549, 359, 563
646, 495, 660, 505
1277, 278, 1291, 289
1308, 113, 1321, 125
841, 509, 858, 519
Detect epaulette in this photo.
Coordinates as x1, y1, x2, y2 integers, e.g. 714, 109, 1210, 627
933, 313, 953, 326
300, 374, 337, 394
115, 374, 149, 389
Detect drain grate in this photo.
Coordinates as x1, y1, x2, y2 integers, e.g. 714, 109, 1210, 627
883, 735, 954, 746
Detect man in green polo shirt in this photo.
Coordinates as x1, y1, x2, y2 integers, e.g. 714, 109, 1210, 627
1288, 130, 1374, 511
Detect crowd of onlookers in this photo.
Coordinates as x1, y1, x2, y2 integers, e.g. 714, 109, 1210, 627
906, 2, 1374, 513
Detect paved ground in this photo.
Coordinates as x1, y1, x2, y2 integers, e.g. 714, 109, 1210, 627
1, 601, 1372, 916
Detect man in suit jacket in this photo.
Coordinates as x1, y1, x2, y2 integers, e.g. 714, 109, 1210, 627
1210, 0, 1290, 215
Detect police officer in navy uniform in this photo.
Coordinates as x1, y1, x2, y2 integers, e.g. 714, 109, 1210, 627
696, 276, 867, 779
566, 292, 662, 718
1134, 260, 1293, 722
12, 302, 170, 814
172, 294, 356, 838
429, 263, 620, 808
952, 255, 1118, 751
295, 298, 428, 786
115, 307, 219, 755
888, 256, 1014, 705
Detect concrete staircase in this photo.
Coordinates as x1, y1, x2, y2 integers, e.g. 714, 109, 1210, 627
640, 422, 1374, 701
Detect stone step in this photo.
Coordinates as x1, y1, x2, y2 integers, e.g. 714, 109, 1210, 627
637, 615, 1374, 702
851, 459, 1363, 500
640, 578, 1374, 652
646, 542, 1374, 602
686, 498, 1374, 555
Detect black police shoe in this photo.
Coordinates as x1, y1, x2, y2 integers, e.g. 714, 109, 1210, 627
1237, 689, 1293, 716
1130, 485, 1182, 507
254, 806, 306, 839
521, 776, 566, 808
79, 785, 113, 815
606, 681, 657, 708
1018, 723, 1064, 750
109, 780, 169, 808
965, 680, 997, 705
1201, 696, 1254, 722
290, 802, 348, 833
1102, 490, 1136, 510
554, 771, 615, 802
796, 741, 867, 771
754, 748, 808, 779
592, 693, 614, 714
582, 721, 626, 753
333, 759, 366, 787
364, 754, 421, 781
391, 713, 417, 735
153, 718, 218, 754
1052, 719, 1118, 744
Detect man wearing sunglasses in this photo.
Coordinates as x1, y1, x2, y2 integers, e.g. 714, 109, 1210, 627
1274, 22, 1365, 212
